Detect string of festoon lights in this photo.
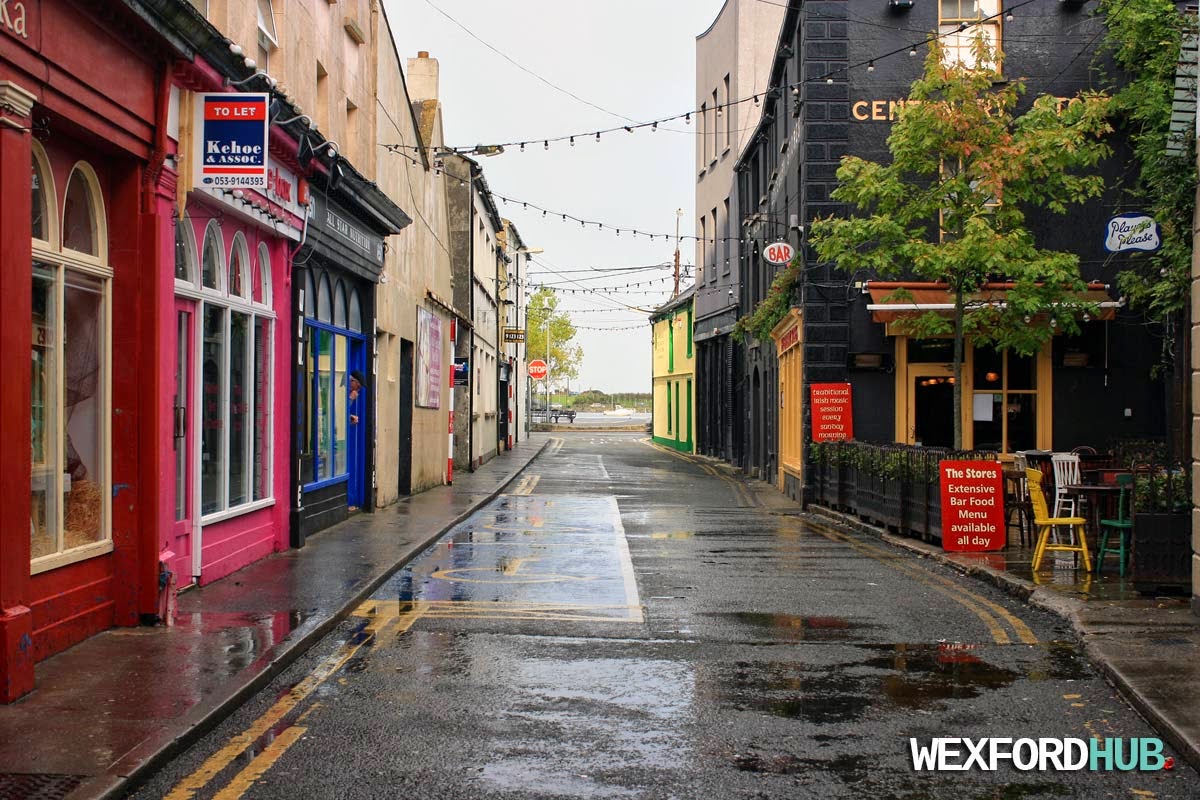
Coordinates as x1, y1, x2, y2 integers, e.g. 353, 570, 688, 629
494, 194, 746, 243
570, 322, 651, 331
519, 270, 692, 292
379, 0, 1034, 156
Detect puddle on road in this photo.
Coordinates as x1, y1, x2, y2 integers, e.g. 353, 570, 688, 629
706, 612, 870, 642
702, 642, 1089, 724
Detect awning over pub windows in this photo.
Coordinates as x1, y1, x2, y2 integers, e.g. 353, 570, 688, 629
864, 281, 1121, 324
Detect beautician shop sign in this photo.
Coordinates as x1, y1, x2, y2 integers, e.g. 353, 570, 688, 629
1104, 213, 1161, 254
316, 197, 385, 266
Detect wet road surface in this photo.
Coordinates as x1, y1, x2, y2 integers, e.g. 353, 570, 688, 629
133, 434, 1200, 799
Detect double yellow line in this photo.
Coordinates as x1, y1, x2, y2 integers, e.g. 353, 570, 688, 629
643, 438, 1037, 646
164, 600, 426, 800
639, 439, 757, 507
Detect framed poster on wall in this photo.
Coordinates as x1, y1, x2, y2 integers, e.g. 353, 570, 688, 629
416, 306, 442, 409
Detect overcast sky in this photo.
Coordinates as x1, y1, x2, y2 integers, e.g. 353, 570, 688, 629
385, 0, 730, 393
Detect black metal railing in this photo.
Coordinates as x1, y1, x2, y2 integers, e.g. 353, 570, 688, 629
808, 441, 999, 543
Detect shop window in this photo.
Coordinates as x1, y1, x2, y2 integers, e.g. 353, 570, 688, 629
939, 0, 1001, 72
175, 218, 197, 283
31, 147, 52, 245
318, 273, 332, 322
31, 154, 112, 571
196, 222, 275, 519
304, 269, 316, 317
334, 280, 347, 328
971, 346, 1036, 452
349, 289, 363, 332
229, 233, 249, 300
256, 243, 272, 305
300, 270, 362, 488
202, 223, 222, 290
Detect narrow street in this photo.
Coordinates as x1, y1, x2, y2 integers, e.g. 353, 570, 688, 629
134, 434, 1199, 799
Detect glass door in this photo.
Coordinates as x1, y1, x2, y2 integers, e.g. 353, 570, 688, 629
173, 301, 197, 584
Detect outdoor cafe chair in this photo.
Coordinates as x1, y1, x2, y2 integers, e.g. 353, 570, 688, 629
1026, 468, 1092, 573
1050, 453, 1083, 518
1097, 474, 1134, 577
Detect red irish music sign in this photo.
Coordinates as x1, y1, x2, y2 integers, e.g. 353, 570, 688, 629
810, 383, 853, 441
939, 460, 1006, 551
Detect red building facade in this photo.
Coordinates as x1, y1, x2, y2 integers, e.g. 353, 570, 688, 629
0, 0, 169, 701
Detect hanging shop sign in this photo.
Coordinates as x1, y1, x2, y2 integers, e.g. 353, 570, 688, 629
194, 93, 269, 190
528, 360, 549, 381
311, 194, 387, 271
1104, 213, 1162, 253
939, 460, 1006, 552
763, 241, 795, 266
503, 328, 526, 343
810, 383, 853, 441
453, 357, 470, 387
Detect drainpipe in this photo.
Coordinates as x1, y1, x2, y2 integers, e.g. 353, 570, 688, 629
467, 173, 475, 471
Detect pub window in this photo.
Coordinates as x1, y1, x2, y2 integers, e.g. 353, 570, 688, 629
971, 345, 1036, 453
198, 221, 275, 518
31, 155, 113, 571
939, 0, 1001, 72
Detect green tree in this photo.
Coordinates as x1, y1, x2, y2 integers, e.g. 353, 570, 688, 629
526, 288, 582, 388
809, 37, 1111, 448
1099, 0, 1195, 334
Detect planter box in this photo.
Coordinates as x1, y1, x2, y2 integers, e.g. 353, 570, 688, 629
903, 479, 927, 538
1133, 511, 1190, 595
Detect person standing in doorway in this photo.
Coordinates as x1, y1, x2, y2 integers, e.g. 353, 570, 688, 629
349, 370, 365, 426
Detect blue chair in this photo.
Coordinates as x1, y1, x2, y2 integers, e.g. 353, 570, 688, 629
1097, 474, 1133, 577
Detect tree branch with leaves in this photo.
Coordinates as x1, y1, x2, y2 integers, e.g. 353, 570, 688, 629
525, 287, 583, 388
810, 35, 1112, 448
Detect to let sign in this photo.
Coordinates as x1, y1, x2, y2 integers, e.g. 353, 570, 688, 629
763, 241, 795, 265
528, 359, 549, 381
810, 383, 853, 441
939, 461, 1005, 552
194, 93, 269, 190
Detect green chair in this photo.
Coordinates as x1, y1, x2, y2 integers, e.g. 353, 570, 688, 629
1097, 474, 1134, 577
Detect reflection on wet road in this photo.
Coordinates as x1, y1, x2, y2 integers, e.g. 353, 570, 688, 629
138, 434, 1200, 800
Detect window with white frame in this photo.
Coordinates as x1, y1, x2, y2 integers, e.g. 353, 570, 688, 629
183, 221, 275, 519
940, 0, 1001, 71
30, 146, 113, 570
256, 0, 277, 73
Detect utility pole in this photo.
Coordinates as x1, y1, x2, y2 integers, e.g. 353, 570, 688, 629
673, 208, 684, 298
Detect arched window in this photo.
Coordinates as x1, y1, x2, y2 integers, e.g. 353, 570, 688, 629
304, 269, 316, 317
348, 289, 363, 332
31, 143, 54, 246
256, 243, 272, 305
62, 165, 104, 257
201, 223, 223, 291
317, 273, 332, 322
229, 233, 250, 299
31, 158, 111, 569
333, 280, 347, 328
175, 218, 197, 283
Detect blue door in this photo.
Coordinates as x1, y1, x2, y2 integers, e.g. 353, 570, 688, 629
346, 339, 367, 508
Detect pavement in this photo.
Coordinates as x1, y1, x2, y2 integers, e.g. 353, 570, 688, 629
0, 434, 550, 800
806, 502, 1200, 773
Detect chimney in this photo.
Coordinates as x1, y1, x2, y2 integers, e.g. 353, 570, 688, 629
407, 51, 439, 102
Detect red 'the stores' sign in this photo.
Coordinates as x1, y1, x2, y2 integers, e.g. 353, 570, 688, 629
528, 360, 549, 381
810, 383, 853, 441
939, 460, 1006, 551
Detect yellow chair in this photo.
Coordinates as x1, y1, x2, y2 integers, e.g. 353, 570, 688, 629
1026, 468, 1092, 573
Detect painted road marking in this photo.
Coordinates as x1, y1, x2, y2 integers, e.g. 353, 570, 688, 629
510, 474, 541, 495
164, 601, 426, 800
642, 438, 1037, 646
210, 725, 307, 800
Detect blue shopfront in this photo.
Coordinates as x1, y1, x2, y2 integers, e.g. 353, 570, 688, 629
292, 191, 402, 545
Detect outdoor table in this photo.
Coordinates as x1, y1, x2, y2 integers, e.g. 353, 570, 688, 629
1062, 483, 1124, 563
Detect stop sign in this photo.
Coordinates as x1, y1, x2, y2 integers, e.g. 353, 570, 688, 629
528, 359, 549, 380
763, 241, 795, 265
